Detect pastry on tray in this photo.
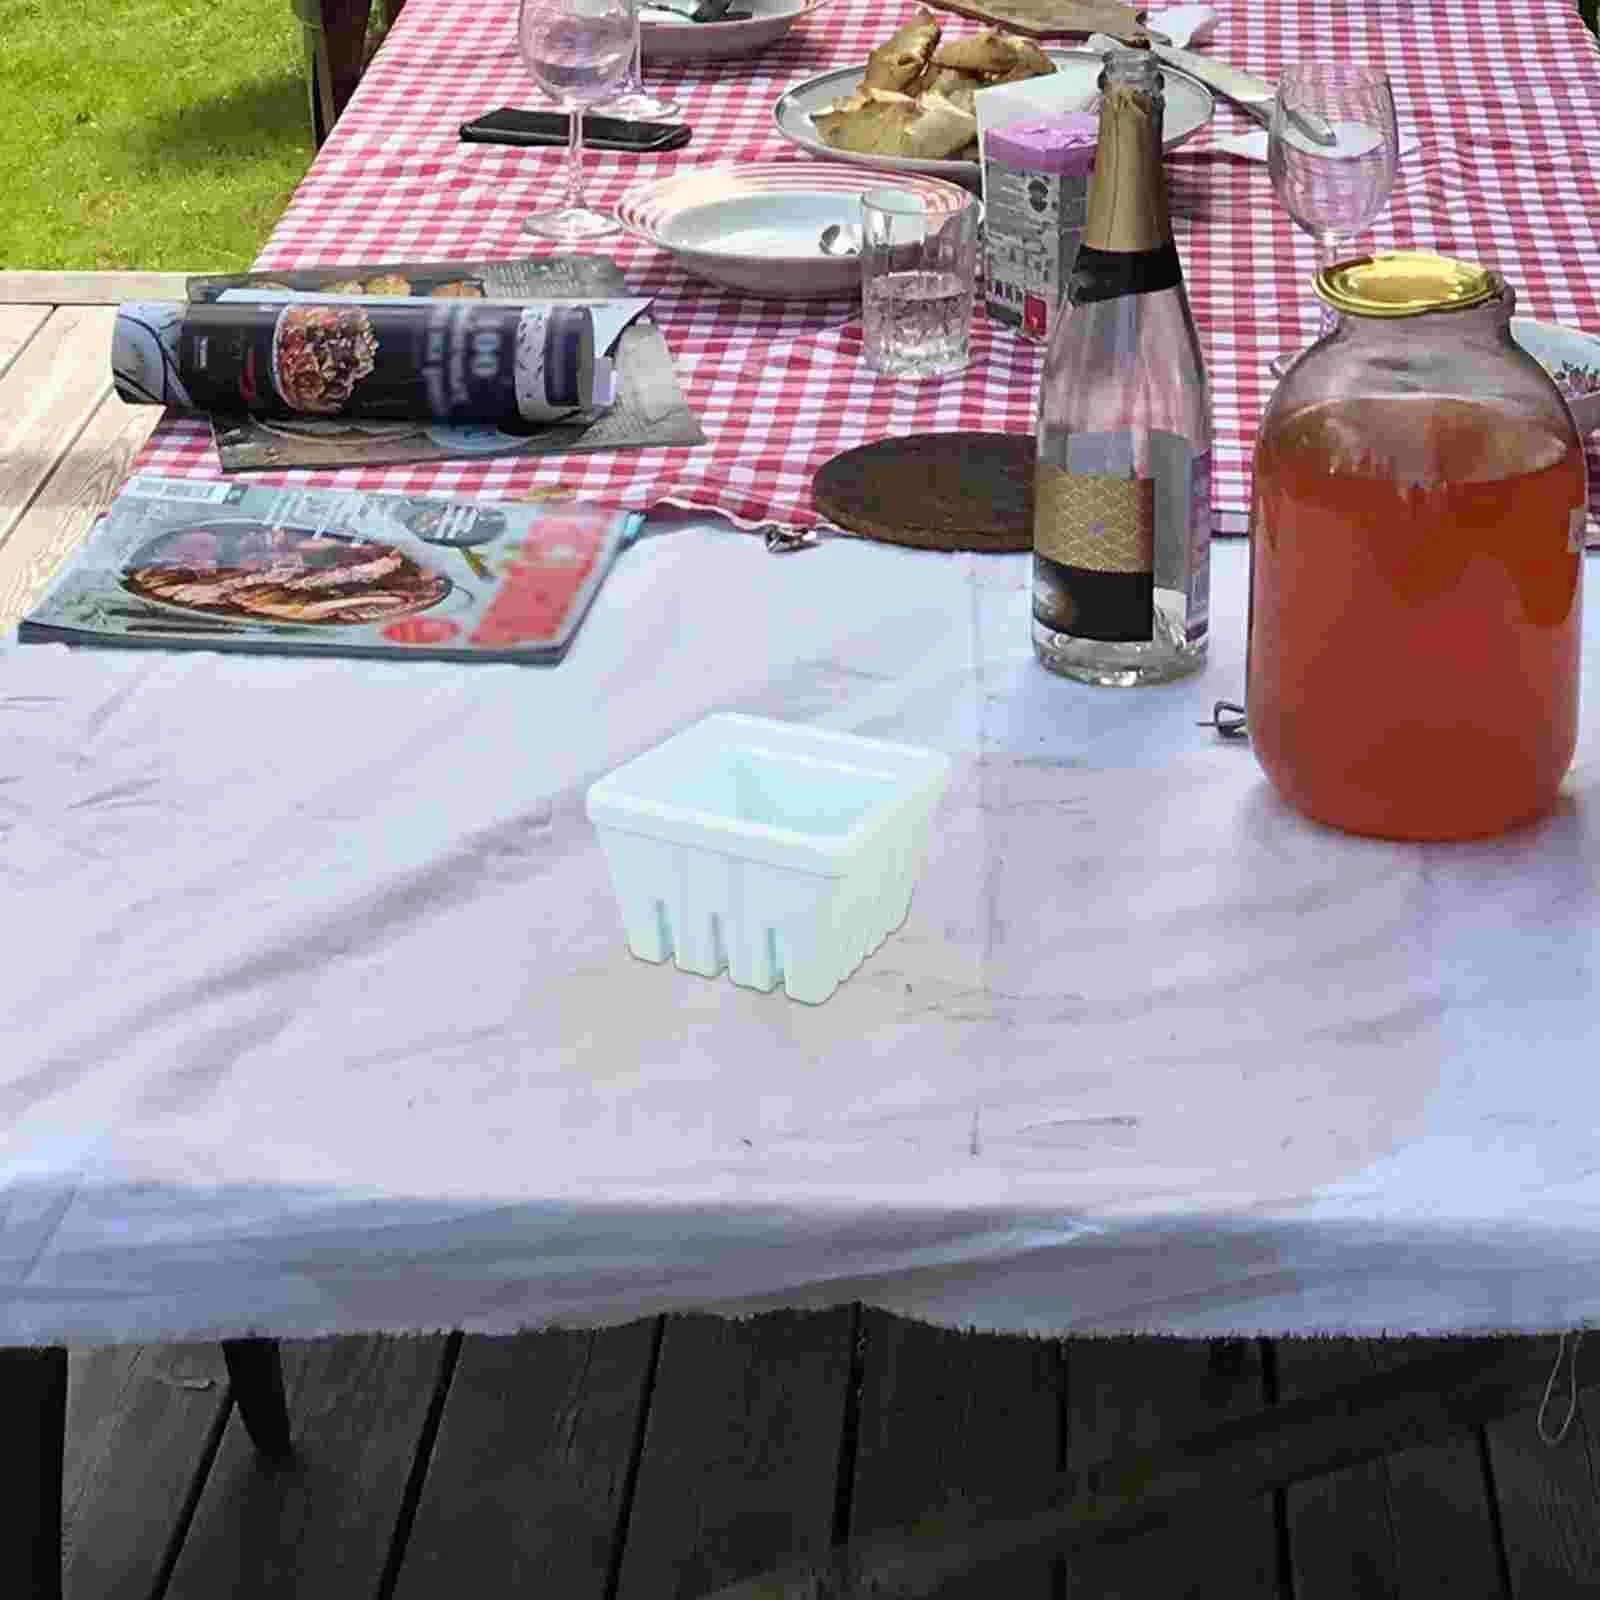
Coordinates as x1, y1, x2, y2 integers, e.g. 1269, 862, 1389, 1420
861, 9, 943, 92
814, 87, 980, 161
815, 8, 1056, 162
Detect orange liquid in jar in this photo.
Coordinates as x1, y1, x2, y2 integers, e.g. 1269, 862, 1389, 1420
1248, 395, 1584, 840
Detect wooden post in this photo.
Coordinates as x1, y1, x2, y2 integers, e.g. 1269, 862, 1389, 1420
0, 1345, 67, 1600
298, 0, 374, 146
220, 1338, 294, 1459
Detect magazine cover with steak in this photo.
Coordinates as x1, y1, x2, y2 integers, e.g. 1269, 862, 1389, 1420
18, 476, 643, 665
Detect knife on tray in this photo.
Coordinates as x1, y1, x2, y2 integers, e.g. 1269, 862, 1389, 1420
1087, 33, 1338, 147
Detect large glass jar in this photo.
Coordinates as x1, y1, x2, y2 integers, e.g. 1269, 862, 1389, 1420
1247, 252, 1587, 841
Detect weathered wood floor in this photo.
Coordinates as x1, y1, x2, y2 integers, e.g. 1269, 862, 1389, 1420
53, 1316, 1600, 1599
0, 272, 188, 636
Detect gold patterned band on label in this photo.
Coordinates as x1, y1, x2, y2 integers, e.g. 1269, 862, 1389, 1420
1033, 465, 1155, 575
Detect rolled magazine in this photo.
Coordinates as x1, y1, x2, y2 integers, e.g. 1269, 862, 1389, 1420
112, 296, 614, 425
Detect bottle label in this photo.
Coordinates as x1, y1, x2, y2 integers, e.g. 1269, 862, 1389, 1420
1069, 242, 1182, 304
1187, 448, 1212, 641
1033, 433, 1211, 646
1147, 434, 1210, 644
1033, 462, 1156, 642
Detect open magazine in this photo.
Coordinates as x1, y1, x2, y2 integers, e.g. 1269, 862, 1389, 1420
18, 475, 643, 665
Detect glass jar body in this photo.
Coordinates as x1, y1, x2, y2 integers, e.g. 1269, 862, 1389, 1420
1247, 284, 1586, 840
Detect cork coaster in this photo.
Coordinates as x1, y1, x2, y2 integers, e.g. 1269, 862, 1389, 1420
813, 432, 1035, 553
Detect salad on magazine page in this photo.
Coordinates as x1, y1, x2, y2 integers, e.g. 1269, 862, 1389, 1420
18, 475, 643, 665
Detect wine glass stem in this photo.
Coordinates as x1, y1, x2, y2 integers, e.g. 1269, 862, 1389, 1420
1314, 234, 1343, 340
563, 102, 589, 212
624, 17, 643, 94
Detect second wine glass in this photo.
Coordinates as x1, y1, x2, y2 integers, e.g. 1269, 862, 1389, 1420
518, 0, 638, 241
1267, 62, 1399, 375
600, 7, 680, 120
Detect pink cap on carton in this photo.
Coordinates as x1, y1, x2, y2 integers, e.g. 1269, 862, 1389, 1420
986, 111, 1098, 175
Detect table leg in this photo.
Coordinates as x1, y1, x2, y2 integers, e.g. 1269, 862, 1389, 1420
0, 1345, 67, 1600
301, 0, 374, 146
220, 1338, 294, 1458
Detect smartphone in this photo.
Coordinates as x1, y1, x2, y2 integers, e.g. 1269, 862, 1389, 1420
460, 108, 692, 153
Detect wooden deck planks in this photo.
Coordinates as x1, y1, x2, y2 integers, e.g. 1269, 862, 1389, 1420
0, 303, 49, 380
161, 1333, 450, 1600
1277, 1337, 1510, 1600
61, 1343, 230, 1600
1, 1346, 68, 1600
848, 1309, 1062, 1600
1061, 1336, 1279, 1599
0, 272, 193, 305
613, 1308, 856, 1600
0, 305, 117, 552
29, 1320, 1600, 1600
1484, 1337, 1600, 1598
0, 386, 163, 632
393, 1320, 658, 1600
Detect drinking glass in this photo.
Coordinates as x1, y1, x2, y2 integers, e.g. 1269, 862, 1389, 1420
860, 189, 982, 380
1267, 63, 1399, 376
599, 11, 680, 119
518, 0, 637, 241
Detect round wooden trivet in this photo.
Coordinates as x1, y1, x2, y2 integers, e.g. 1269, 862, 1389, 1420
813, 432, 1036, 553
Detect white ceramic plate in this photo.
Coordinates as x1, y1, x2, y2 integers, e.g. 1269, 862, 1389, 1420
1510, 317, 1600, 435
641, 0, 828, 63
616, 162, 975, 297
773, 49, 1214, 185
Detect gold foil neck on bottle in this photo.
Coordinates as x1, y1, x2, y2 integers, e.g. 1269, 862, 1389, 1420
1314, 252, 1502, 318
1081, 83, 1170, 254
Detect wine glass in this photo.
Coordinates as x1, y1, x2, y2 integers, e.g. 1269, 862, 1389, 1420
518, 0, 638, 241
599, 8, 680, 120
1267, 62, 1399, 376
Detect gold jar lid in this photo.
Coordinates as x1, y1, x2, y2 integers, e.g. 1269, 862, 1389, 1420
1313, 251, 1502, 318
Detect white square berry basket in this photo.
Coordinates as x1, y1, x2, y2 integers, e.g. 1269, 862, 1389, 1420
585, 714, 952, 1005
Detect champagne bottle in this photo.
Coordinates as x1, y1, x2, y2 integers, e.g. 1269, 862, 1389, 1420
1031, 49, 1211, 686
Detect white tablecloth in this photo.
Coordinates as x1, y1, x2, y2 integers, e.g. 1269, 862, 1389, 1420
4, 528, 1599, 1346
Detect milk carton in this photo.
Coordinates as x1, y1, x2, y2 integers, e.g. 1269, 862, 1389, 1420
982, 112, 1098, 343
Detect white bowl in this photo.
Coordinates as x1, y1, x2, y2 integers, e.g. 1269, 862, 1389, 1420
616, 161, 974, 298
641, 0, 828, 62
1510, 316, 1600, 435
586, 713, 952, 1005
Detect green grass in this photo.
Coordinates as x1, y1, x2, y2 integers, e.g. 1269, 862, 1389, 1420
0, 0, 326, 270
2, 0, 1595, 271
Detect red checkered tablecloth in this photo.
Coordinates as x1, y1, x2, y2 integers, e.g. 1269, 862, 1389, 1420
133, 0, 1600, 532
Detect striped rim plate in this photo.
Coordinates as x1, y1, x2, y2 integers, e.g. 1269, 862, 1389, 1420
616, 162, 975, 297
